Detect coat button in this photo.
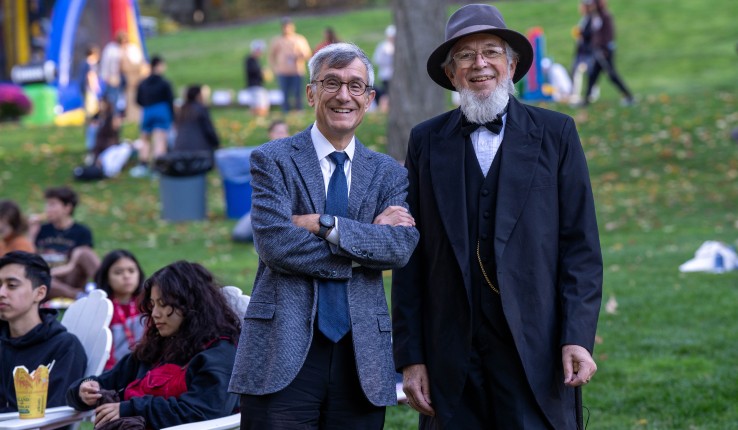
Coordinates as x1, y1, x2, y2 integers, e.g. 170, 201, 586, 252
481, 189, 489, 196
483, 211, 490, 218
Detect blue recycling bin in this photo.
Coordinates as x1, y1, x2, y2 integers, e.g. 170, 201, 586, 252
215, 147, 257, 219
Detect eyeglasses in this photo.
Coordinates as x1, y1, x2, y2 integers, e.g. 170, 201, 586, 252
452, 48, 506, 67
313, 77, 372, 96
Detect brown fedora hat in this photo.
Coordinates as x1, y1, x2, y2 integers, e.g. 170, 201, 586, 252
427, 3, 533, 91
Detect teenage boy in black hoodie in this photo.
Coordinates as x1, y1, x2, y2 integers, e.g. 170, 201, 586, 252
0, 251, 87, 412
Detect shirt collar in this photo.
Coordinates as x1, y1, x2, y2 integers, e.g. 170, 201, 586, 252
311, 122, 356, 162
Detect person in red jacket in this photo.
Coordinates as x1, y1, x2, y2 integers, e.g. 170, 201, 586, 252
66, 261, 241, 429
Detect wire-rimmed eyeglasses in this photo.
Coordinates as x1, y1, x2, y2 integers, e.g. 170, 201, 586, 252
452, 48, 506, 67
312, 77, 372, 96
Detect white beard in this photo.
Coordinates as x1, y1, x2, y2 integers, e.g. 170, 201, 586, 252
458, 76, 516, 124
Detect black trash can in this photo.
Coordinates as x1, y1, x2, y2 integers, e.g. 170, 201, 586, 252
154, 151, 213, 222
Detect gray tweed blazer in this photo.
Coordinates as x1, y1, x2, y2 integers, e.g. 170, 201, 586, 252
228, 126, 419, 406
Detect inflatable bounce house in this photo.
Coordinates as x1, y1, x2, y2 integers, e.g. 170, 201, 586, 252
521, 26, 553, 102
1, 0, 147, 125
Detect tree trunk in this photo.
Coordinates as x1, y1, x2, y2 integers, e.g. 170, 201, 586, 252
386, 0, 447, 162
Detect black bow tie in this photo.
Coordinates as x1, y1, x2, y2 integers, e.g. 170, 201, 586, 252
461, 114, 504, 136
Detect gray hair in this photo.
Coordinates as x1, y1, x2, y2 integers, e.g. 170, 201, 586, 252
308, 42, 375, 88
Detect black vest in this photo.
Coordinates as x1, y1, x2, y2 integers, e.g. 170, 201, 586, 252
464, 137, 505, 333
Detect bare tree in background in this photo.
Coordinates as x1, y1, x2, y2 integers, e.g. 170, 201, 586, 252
386, 0, 447, 161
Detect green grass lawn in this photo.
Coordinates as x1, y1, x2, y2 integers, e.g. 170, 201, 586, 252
3, 0, 738, 428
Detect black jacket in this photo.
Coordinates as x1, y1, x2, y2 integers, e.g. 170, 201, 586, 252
392, 97, 602, 428
173, 103, 219, 154
0, 309, 87, 412
66, 339, 238, 429
136, 74, 174, 116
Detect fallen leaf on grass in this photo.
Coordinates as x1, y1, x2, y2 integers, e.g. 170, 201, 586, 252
605, 295, 618, 314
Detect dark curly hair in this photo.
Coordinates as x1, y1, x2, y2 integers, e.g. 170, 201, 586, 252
133, 261, 241, 365
94, 249, 144, 302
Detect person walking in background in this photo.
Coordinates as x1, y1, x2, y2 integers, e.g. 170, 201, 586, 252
130, 55, 175, 178
32, 186, 100, 299
79, 45, 102, 155
93, 249, 145, 370
244, 39, 271, 117
372, 24, 395, 112
570, 0, 598, 105
67, 261, 241, 429
393, 4, 602, 429
314, 26, 340, 53
0, 200, 35, 256
99, 31, 128, 122
120, 33, 146, 123
268, 17, 312, 112
172, 85, 220, 159
229, 42, 419, 429
582, 0, 634, 106
0, 251, 87, 413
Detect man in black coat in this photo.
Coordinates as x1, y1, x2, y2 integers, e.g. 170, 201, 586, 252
392, 4, 603, 429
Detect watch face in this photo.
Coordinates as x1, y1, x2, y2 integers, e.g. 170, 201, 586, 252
319, 214, 335, 228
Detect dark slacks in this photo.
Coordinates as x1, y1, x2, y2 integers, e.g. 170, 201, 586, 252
421, 291, 553, 430
240, 329, 385, 430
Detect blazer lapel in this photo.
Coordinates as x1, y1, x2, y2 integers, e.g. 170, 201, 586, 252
289, 128, 325, 214
496, 97, 543, 259
348, 140, 373, 221
430, 109, 470, 292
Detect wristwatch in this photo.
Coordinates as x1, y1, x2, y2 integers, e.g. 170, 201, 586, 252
318, 214, 335, 239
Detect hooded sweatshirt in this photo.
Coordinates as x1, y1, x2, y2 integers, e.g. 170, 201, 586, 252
0, 309, 87, 412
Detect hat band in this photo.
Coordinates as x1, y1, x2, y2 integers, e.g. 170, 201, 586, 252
449, 24, 504, 40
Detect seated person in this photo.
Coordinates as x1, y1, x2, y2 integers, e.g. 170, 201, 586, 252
66, 261, 241, 429
267, 119, 290, 141
94, 249, 146, 370
0, 199, 35, 256
172, 85, 220, 159
0, 251, 87, 413
32, 186, 100, 299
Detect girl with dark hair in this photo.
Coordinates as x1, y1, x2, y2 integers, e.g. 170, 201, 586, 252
172, 84, 220, 156
0, 199, 35, 256
94, 249, 145, 370
67, 261, 241, 429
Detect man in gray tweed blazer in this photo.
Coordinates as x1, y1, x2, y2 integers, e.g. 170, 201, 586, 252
229, 42, 419, 429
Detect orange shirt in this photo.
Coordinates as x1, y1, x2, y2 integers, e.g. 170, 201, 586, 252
0, 234, 35, 256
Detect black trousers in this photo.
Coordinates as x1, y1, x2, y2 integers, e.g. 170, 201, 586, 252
421, 293, 553, 430
585, 48, 633, 101
240, 329, 385, 430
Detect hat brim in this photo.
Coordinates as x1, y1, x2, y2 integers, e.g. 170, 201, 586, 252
426, 27, 534, 91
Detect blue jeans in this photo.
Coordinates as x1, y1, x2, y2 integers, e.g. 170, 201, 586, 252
277, 74, 303, 112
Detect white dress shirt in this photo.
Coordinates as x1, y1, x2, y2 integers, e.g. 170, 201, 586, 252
470, 113, 507, 176
311, 123, 355, 244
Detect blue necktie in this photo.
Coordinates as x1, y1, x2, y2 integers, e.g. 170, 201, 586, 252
317, 152, 350, 342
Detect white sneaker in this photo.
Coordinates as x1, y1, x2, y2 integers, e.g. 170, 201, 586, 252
129, 165, 150, 178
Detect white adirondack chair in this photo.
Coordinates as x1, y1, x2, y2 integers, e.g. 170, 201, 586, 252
0, 289, 113, 430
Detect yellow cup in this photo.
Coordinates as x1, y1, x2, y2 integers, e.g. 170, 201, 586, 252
13, 365, 50, 419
